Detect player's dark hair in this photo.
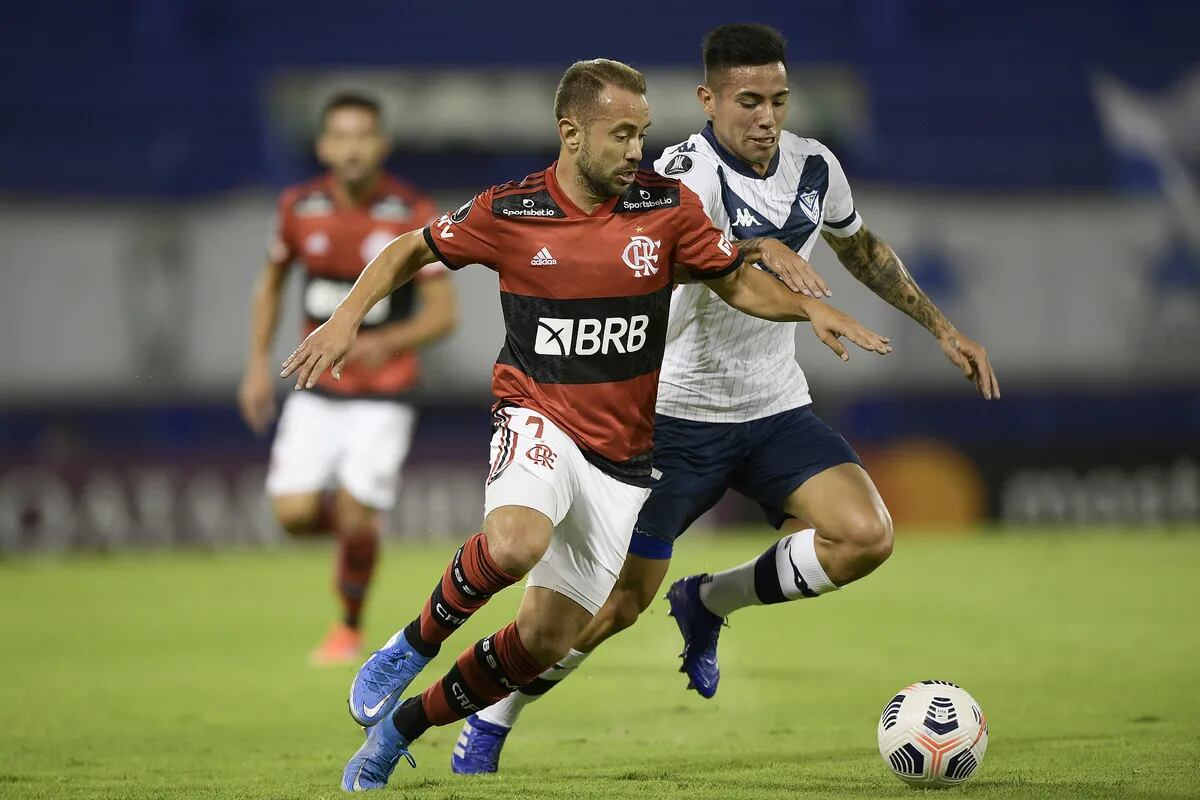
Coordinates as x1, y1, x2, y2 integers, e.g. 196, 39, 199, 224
554, 59, 646, 123
321, 92, 382, 128
702, 24, 787, 81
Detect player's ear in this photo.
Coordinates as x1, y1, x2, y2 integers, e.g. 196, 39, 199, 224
697, 84, 716, 117
558, 117, 583, 153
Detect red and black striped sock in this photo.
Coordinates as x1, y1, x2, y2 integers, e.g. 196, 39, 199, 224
392, 622, 549, 741
401, 533, 517, 658
335, 528, 379, 630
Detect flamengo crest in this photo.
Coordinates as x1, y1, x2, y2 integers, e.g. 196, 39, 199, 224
622, 235, 661, 277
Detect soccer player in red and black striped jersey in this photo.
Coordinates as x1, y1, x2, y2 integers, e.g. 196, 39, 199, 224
281, 59, 890, 791
238, 93, 457, 666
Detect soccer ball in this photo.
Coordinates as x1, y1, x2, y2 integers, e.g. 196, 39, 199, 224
876, 680, 988, 788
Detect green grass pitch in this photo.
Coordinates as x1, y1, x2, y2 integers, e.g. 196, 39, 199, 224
1, 529, 1197, 799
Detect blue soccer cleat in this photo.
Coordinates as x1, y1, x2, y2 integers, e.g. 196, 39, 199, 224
451, 713, 511, 774
665, 575, 726, 699
348, 629, 433, 727
341, 716, 417, 792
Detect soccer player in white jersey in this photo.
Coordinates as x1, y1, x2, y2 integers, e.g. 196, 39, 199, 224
451, 24, 999, 772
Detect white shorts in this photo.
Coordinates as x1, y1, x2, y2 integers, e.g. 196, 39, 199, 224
483, 406, 651, 615
266, 392, 416, 510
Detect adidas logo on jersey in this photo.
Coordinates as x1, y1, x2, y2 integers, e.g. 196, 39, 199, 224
530, 247, 558, 266
733, 208, 761, 227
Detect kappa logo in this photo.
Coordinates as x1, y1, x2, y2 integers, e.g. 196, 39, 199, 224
622, 235, 661, 277
530, 246, 558, 266
534, 315, 650, 356
663, 154, 693, 175
798, 189, 822, 225
526, 444, 557, 469
733, 208, 761, 227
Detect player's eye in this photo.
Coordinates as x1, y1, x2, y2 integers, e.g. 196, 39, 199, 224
739, 102, 756, 110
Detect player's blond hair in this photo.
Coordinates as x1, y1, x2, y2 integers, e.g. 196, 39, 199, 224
554, 59, 646, 123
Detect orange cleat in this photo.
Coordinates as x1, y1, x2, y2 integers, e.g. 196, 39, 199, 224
309, 623, 364, 667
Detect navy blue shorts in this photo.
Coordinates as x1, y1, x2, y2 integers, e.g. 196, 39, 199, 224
628, 406, 862, 560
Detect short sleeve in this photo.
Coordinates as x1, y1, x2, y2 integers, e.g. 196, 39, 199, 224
674, 183, 744, 280
266, 191, 296, 265
422, 190, 499, 270
821, 147, 863, 238
653, 147, 722, 222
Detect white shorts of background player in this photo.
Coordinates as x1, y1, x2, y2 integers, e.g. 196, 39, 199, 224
266, 391, 416, 511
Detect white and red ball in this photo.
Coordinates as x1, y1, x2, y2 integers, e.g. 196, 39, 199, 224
877, 681, 988, 787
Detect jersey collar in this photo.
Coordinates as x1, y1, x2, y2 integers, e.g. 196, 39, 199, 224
546, 161, 621, 218
701, 122, 780, 180
325, 172, 388, 210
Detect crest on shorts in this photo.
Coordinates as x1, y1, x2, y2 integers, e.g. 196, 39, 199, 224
526, 444, 557, 469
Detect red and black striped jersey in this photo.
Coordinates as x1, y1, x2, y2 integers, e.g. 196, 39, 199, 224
271, 173, 448, 400
423, 161, 742, 485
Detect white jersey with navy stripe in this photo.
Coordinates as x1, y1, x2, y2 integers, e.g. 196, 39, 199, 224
652, 124, 863, 423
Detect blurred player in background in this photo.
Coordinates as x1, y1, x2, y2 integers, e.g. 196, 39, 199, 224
238, 92, 457, 666
452, 24, 999, 773
281, 58, 890, 790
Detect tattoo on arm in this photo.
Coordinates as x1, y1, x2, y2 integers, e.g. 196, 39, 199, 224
822, 227, 952, 337
733, 238, 769, 263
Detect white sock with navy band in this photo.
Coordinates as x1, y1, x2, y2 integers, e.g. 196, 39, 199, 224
698, 529, 837, 617
475, 648, 591, 729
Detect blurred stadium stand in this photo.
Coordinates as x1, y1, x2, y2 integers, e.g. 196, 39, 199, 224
2, 0, 1198, 550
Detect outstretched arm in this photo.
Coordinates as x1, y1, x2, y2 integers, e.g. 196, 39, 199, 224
822, 226, 1000, 398
735, 238, 832, 298
281, 230, 439, 389
702, 265, 892, 362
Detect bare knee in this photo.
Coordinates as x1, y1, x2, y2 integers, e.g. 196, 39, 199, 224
482, 506, 554, 577
825, 509, 894, 583
272, 495, 323, 536
604, 586, 654, 634
515, 591, 592, 664
518, 617, 575, 663
334, 490, 380, 538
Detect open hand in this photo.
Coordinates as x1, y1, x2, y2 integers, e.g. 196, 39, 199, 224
280, 317, 357, 390
237, 366, 277, 435
759, 239, 832, 298
808, 303, 892, 362
939, 330, 999, 399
